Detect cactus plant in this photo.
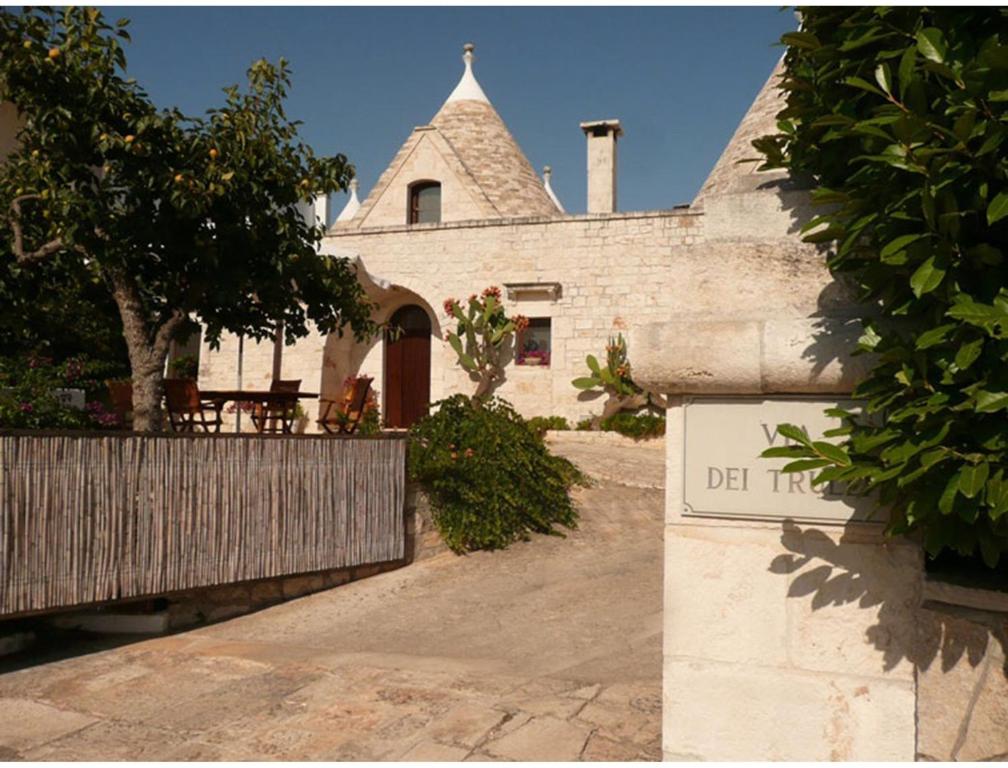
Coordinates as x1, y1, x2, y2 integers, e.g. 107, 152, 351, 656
572, 333, 666, 424
443, 287, 528, 399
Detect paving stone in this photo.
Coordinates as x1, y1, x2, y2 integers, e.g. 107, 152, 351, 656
399, 739, 471, 761
581, 732, 652, 761
577, 700, 655, 742
483, 716, 593, 761
424, 703, 508, 748
0, 699, 96, 752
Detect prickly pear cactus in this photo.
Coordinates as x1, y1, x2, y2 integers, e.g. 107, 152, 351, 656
443, 286, 527, 399
572, 333, 666, 423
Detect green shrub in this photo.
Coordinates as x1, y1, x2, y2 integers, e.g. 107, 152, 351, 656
408, 395, 584, 553
599, 412, 666, 440
0, 353, 122, 429
525, 415, 570, 437
575, 417, 595, 431
756, 7, 1008, 566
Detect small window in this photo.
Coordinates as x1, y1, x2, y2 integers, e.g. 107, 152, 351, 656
409, 181, 441, 224
516, 318, 551, 367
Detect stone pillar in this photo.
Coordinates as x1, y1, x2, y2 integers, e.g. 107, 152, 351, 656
580, 120, 621, 214
633, 319, 920, 761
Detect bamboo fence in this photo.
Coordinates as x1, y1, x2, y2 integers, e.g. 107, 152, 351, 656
0, 432, 406, 617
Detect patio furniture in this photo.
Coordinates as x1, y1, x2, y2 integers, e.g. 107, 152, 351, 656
199, 388, 319, 434
164, 378, 223, 433
318, 376, 374, 435
250, 379, 303, 434
105, 380, 133, 429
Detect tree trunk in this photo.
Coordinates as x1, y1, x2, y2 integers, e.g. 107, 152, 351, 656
592, 392, 649, 429
473, 364, 503, 400
109, 271, 183, 432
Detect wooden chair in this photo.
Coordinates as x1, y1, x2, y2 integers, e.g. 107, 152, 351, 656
105, 380, 133, 429
164, 378, 222, 433
250, 379, 302, 434
318, 376, 373, 435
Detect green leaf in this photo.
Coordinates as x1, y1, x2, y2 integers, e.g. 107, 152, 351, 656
897, 46, 916, 96
939, 471, 961, 514
915, 324, 955, 350
458, 353, 477, 371
571, 377, 599, 390
843, 76, 886, 97
777, 423, 812, 448
782, 458, 832, 473
947, 297, 1006, 327
959, 461, 990, 498
954, 339, 983, 370
761, 445, 810, 459
986, 191, 1008, 225
874, 63, 893, 96
975, 390, 1008, 413
586, 355, 600, 375
881, 233, 926, 261
781, 31, 821, 50
910, 256, 946, 297
858, 325, 882, 351
916, 28, 947, 63
447, 333, 463, 357
813, 441, 851, 466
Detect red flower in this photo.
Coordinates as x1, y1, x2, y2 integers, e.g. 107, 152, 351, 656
464, 448, 474, 458
481, 285, 502, 300
443, 298, 457, 315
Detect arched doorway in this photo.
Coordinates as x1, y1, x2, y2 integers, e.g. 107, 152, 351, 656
384, 304, 432, 428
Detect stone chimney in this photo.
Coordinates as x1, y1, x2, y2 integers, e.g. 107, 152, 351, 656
580, 119, 622, 214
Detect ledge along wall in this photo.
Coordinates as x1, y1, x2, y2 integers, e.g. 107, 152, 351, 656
0, 432, 406, 619
631, 144, 1008, 758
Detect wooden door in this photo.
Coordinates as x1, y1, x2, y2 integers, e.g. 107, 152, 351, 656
384, 305, 431, 428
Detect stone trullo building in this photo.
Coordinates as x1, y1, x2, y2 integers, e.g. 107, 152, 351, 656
200, 44, 817, 429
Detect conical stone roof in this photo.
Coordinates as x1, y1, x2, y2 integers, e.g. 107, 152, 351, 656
429, 95, 558, 218
346, 44, 558, 227
693, 58, 788, 206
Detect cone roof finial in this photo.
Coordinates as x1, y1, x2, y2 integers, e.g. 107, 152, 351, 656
445, 42, 489, 104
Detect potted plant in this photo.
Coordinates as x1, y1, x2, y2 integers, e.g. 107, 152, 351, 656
168, 354, 198, 380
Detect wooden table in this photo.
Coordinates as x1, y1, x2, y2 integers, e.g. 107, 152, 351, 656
200, 390, 319, 434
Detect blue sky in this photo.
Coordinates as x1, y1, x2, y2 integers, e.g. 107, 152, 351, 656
117, 6, 795, 219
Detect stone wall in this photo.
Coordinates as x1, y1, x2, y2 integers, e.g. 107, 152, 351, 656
352, 128, 491, 228
199, 206, 840, 426
915, 590, 1008, 761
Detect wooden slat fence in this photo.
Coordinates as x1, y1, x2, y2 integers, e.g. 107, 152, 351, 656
0, 432, 406, 618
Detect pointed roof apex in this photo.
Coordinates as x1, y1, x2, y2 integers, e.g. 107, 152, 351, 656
445, 42, 489, 105
335, 178, 361, 222
542, 165, 565, 213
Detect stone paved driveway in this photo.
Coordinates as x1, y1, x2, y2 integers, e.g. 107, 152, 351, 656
0, 436, 664, 761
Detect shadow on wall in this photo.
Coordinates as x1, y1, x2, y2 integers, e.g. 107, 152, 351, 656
770, 521, 1008, 676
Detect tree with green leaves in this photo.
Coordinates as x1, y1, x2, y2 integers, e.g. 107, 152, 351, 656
756, 7, 1008, 566
0, 7, 375, 430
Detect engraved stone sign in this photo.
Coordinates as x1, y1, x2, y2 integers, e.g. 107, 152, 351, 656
682, 396, 882, 524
